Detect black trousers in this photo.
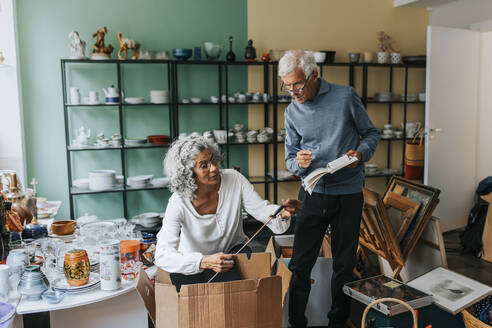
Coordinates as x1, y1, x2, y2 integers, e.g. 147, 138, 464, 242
288, 188, 363, 328
170, 244, 252, 292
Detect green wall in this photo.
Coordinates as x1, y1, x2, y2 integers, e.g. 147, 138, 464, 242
17, 0, 248, 219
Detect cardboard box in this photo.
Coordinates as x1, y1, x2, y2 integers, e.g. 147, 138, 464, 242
136, 252, 282, 328
265, 235, 333, 327
481, 193, 492, 262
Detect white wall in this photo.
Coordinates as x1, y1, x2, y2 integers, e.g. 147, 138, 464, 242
477, 31, 492, 183
430, 0, 492, 29
0, 0, 26, 185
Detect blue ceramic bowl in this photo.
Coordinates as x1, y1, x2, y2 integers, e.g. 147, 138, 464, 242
172, 48, 192, 60
41, 289, 66, 304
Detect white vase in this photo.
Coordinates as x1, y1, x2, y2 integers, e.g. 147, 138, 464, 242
99, 239, 121, 291
377, 52, 389, 64
390, 52, 401, 64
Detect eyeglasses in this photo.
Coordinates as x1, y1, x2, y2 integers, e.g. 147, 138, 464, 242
280, 72, 313, 95
197, 156, 219, 170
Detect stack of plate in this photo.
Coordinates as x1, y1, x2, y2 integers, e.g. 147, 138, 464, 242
400, 93, 417, 102
124, 139, 147, 147
375, 92, 394, 102
125, 97, 145, 104
90, 257, 99, 273
127, 175, 153, 188
52, 273, 100, 294
150, 177, 169, 188
88, 170, 116, 191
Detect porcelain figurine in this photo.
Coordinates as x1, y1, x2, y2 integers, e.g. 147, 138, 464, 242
102, 85, 122, 104
117, 32, 140, 60
90, 26, 113, 60
75, 127, 91, 146
226, 36, 236, 62
68, 31, 86, 59
244, 39, 256, 62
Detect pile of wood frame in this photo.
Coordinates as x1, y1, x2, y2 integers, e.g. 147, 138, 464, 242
358, 176, 441, 279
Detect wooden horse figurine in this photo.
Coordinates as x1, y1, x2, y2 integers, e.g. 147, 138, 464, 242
117, 32, 141, 60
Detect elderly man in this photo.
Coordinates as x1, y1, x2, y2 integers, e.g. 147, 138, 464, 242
280, 50, 380, 328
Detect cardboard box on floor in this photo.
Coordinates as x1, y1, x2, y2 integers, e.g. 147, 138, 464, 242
136, 252, 282, 328
265, 235, 333, 327
481, 193, 492, 262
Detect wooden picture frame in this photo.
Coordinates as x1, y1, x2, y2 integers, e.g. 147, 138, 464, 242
383, 176, 440, 260
384, 192, 421, 242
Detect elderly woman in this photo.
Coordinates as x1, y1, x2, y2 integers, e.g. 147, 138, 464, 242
155, 136, 301, 287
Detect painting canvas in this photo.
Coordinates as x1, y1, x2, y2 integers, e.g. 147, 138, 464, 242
407, 267, 492, 314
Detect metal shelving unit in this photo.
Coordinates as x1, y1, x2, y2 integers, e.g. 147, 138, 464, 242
61, 59, 425, 219
61, 59, 173, 219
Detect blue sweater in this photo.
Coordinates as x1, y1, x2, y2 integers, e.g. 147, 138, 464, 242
284, 79, 380, 195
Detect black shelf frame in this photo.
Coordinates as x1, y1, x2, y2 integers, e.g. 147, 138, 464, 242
61, 59, 425, 219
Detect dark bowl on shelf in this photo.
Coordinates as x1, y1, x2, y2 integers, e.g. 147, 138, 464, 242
320, 51, 336, 63
402, 55, 426, 65
172, 48, 192, 60
147, 135, 170, 145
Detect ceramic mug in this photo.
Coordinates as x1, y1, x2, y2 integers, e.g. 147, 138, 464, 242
363, 52, 374, 63
390, 52, 401, 64
377, 52, 389, 64
89, 91, 99, 104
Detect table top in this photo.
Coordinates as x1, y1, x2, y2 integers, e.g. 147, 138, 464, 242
16, 266, 157, 314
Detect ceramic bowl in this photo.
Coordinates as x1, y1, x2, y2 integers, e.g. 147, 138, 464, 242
213, 130, 227, 144
125, 97, 145, 104
365, 164, 377, 175
151, 177, 169, 188
147, 135, 170, 145
172, 48, 192, 60
203, 42, 223, 60
42, 289, 66, 304
210, 96, 219, 103
51, 220, 76, 236
190, 97, 201, 103
313, 52, 326, 63
348, 53, 361, 63
131, 212, 161, 228
73, 178, 89, 189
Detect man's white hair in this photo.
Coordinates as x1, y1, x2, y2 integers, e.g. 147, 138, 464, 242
278, 50, 317, 78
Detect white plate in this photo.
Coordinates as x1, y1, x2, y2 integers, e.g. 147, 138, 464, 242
52, 273, 100, 291
73, 178, 90, 189
125, 97, 145, 104
151, 177, 169, 187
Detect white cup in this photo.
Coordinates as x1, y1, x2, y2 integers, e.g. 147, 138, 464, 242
70, 87, 79, 95
89, 91, 99, 104
0, 265, 9, 297
71, 94, 80, 105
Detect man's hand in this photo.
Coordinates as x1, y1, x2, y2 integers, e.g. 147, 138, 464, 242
280, 198, 302, 218
200, 253, 236, 273
345, 150, 362, 168
296, 150, 313, 168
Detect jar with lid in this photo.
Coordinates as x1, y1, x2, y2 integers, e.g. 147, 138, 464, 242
140, 233, 156, 267
120, 240, 142, 281
99, 239, 121, 291
64, 249, 90, 286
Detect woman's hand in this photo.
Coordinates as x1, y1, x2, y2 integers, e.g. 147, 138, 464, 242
200, 252, 236, 273
280, 198, 302, 219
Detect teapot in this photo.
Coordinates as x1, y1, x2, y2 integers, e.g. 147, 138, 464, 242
75, 126, 91, 146
401, 122, 421, 138
102, 85, 122, 104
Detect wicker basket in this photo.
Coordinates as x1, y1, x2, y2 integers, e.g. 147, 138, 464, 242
405, 128, 425, 162
462, 308, 491, 328
361, 297, 417, 328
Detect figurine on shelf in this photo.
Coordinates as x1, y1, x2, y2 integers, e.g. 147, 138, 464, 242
68, 31, 86, 59
244, 39, 256, 62
73, 127, 91, 147
226, 36, 236, 62
90, 26, 113, 60
117, 32, 141, 60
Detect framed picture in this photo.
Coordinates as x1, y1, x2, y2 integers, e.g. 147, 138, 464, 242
384, 191, 421, 242
407, 267, 492, 314
384, 176, 440, 260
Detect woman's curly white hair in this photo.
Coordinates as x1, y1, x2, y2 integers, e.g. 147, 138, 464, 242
164, 135, 222, 200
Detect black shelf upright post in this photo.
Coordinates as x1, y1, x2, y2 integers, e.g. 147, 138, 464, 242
272, 63, 278, 203
225, 64, 230, 167
61, 60, 75, 220
402, 66, 409, 177
116, 62, 128, 220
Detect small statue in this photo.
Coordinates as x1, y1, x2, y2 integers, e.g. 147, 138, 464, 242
74, 127, 91, 146
68, 31, 86, 59
226, 36, 236, 62
244, 39, 256, 62
90, 26, 114, 60
117, 32, 141, 60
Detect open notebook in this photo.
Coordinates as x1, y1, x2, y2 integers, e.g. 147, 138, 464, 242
304, 155, 358, 194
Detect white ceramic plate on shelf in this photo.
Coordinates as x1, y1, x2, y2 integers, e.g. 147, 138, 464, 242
125, 97, 145, 104
151, 177, 169, 187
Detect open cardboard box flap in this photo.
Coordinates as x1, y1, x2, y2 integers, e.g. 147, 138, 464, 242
136, 252, 281, 328
265, 235, 332, 306
481, 192, 492, 262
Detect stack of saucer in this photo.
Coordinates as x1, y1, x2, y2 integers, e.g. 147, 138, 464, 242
150, 90, 169, 104
125, 139, 147, 147
127, 175, 153, 188
375, 92, 394, 102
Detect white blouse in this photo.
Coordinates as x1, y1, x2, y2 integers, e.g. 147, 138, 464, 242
155, 169, 290, 275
